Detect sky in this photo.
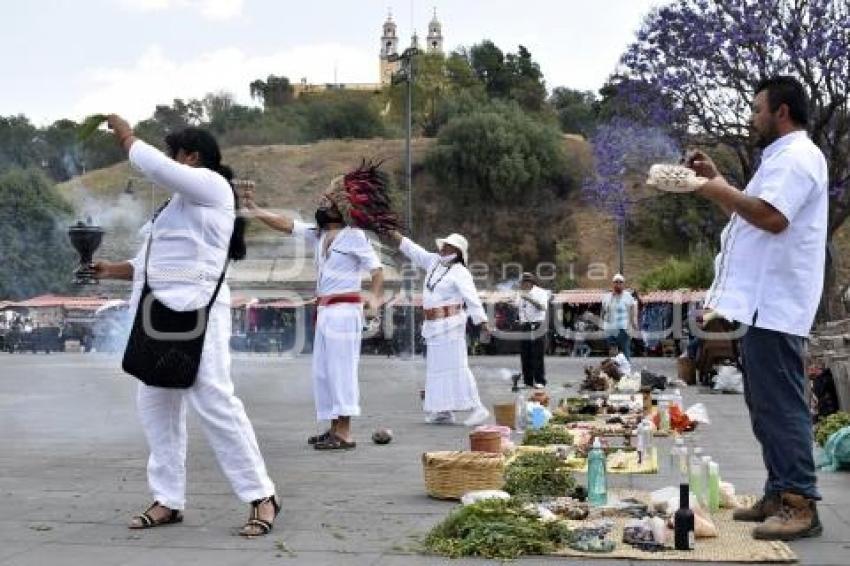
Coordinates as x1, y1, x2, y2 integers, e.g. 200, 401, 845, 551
1, 0, 666, 126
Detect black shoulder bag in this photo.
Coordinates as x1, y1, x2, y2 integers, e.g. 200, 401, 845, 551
122, 228, 229, 389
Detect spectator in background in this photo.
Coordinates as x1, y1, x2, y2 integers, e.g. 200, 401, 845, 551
601, 273, 638, 360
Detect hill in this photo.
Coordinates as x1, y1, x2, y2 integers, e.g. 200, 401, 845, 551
57, 137, 692, 292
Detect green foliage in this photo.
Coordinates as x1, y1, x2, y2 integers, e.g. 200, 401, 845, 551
423, 498, 573, 559
550, 87, 598, 136
638, 247, 715, 291
425, 101, 567, 205
631, 192, 726, 253
0, 168, 75, 299
469, 42, 547, 113
298, 91, 387, 140
816, 412, 850, 447
503, 452, 577, 501
249, 75, 294, 110
522, 425, 574, 446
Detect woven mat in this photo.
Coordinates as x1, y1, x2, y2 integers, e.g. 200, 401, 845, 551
551, 492, 797, 563
564, 447, 659, 474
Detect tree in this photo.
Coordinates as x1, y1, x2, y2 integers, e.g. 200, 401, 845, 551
0, 168, 75, 299
426, 100, 568, 205
619, 0, 850, 313
0, 115, 43, 172
249, 75, 295, 110
297, 91, 386, 141
549, 87, 598, 136
468, 41, 548, 113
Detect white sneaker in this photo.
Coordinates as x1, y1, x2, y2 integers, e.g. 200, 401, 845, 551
533, 383, 545, 389
464, 406, 490, 427
425, 411, 455, 424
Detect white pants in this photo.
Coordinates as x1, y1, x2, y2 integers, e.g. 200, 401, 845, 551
312, 304, 362, 421
136, 303, 275, 510
423, 322, 483, 413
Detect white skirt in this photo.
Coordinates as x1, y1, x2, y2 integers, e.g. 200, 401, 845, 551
423, 321, 482, 413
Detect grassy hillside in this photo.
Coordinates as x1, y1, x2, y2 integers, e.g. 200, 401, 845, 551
56, 137, 693, 290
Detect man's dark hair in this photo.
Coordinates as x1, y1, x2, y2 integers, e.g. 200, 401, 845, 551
754, 76, 809, 127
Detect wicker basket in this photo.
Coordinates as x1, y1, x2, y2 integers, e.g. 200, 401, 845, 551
422, 451, 505, 499
493, 403, 517, 428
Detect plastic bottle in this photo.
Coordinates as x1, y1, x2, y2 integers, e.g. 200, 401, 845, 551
689, 447, 703, 504
700, 456, 712, 508
673, 438, 688, 480
530, 403, 546, 430
674, 483, 695, 550
659, 400, 671, 433
671, 388, 683, 411
587, 437, 608, 506
515, 392, 527, 433
640, 419, 654, 465
708, 461, 721, 512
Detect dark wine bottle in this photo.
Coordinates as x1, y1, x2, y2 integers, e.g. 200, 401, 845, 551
674, 483, 695, 550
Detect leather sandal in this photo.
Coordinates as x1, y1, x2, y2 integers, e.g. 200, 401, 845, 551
239, 495, 281, 538
128, 501, 183, 529
314, 434, 356, 450
307, 430, 332, 445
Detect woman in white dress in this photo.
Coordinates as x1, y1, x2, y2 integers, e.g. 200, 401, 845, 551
93, 115, 279, 537
388, 231, 490, 426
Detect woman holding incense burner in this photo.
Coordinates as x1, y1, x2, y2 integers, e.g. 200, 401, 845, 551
92, 114, 279, 537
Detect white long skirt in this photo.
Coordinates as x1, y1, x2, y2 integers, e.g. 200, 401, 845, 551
312, 303, 362, 421
423, 321, 483, 413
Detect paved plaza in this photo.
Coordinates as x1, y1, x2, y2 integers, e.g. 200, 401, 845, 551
0, 353, 848, 565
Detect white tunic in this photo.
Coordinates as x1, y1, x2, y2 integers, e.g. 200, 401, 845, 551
517, 285, 550, 323
291, 221, 381, 421
127, 140, 233, 311
706, 131, 828, 336
399, 237, 486, 412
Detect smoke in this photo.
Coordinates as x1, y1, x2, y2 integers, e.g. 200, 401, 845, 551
65, 183, 147, 230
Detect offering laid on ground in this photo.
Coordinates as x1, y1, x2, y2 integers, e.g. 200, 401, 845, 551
646, 164, 707, 193
815, 411, 850, 446
423, 498, 574, 559
503, 451, 578, 501
371, 428, 393, 444
522, 425, 574, 447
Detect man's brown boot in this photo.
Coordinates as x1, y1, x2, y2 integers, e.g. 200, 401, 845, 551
752, 492, 822, 541
732, 492, 781, 522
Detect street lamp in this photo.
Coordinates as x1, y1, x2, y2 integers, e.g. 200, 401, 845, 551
389, 47, 419, 358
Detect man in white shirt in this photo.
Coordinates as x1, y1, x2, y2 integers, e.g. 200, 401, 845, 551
516, 272, 549, 388
601, 274, 638, 360
241, 180, 384, 451
686, 76, 827, 541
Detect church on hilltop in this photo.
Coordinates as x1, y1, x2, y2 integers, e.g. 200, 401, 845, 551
293, 9, 445, 97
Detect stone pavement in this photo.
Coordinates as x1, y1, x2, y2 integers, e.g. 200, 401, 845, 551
0, 354, 848, 565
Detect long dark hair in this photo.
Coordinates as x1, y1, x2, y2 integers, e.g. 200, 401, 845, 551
164, 127, 246, 260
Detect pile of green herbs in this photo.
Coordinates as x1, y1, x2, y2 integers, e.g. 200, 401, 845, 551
522, 425, 573, 446
504, 451, 577, 501
423, 498, 573, 559
816, 412, 850, 447
550, 412, 596, 425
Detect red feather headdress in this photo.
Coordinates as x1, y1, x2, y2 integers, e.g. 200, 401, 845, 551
326, 159, 401, 235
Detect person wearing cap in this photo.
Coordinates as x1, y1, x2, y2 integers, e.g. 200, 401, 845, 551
241, 165, 393, 450
516, 272, 550, 388
601, 273, 638, 360
387, 230, 490, 426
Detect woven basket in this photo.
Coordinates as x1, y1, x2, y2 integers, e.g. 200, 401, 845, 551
422, 451, 505, 499
493, 403, 517, 428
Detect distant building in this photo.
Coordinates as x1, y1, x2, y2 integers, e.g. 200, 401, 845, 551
294, 8, 446, 97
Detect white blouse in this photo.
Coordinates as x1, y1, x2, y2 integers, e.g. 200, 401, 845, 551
399, 237, 487, 334
127, 140, 234, 311
291, 221, 382, 296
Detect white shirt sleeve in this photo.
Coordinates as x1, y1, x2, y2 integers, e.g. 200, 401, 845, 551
128, 140, 233, 207
454, 267, 487, 325
530, 287, 549, 312
399, 237, 440, 271
751, 157, 818, 224
291, 220, 320, 245
350, 230, 382, 272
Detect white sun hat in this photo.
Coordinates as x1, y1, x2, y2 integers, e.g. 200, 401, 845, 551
435, 233, 469, 265
612, 273, 625, 283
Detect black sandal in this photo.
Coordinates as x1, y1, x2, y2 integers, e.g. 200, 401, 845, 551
239, 495, 281, 538
307, 430, 332, 445
314, 434, 356, 450
128, 501, 183, 529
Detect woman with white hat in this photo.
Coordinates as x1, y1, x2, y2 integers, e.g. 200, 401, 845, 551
387, 230, 490, 426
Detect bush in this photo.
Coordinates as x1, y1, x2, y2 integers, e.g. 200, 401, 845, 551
425, 101, 568, 206
639, 247, 715, 291
816, 412, 850, 447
